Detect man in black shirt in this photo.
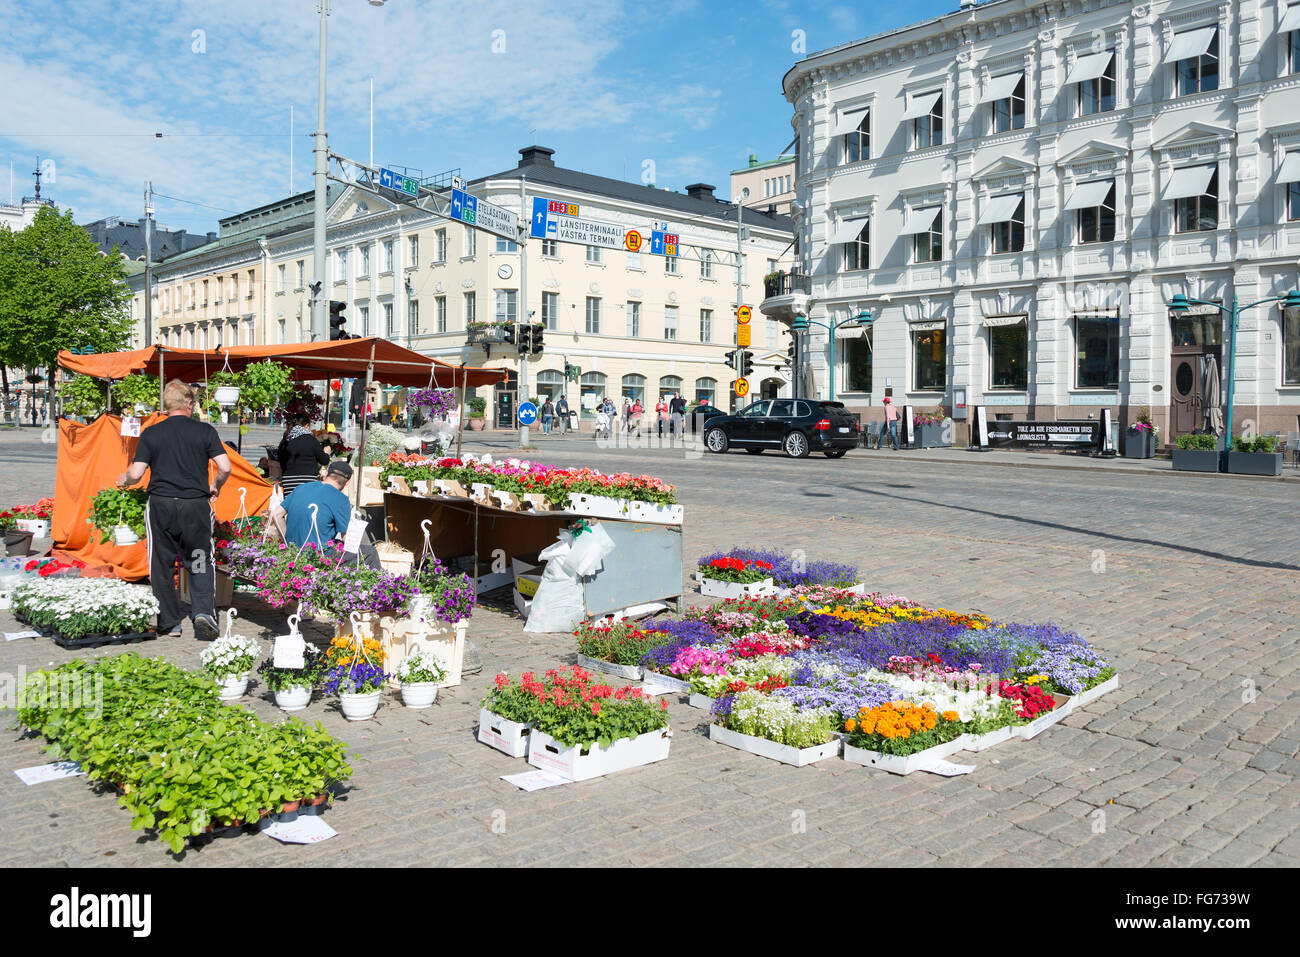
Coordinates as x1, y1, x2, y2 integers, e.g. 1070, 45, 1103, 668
118, 379, 232, 639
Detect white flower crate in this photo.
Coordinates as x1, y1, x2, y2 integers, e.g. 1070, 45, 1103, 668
527, 727, 672, 781
842, 735, 970, 775
567, 493, 629, 520
697, 576, 776, 599
708, 723, 841, 767
1017, 693, 1074, 740
963, 725, 1018, 752
477, 709, 532, 758
688, 692, 715, 710
575, 653, 643, 681
1069, 674, 1119, 710
626, 501, 684, 525
641, 670, 690, 694
16, 519, 50, 539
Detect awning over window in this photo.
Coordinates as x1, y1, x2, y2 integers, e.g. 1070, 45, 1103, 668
1074, 312, 1121, 323
908, 319, 946, 331
1279, 151, 1300, 184
983, 314, 1027, 328
1065, 50, 1113, 86
835, 324, 869, 340
1166, 26, 1217, 63
1283, 5, 1300, 33
977, 192, 1024, 225
833, 108, 870, 136
901, 206, 941, 234
901, 90, 942, 120
1064, 178, 1115, 210
830, 217, 870, 244
1162, 164, 1216, 200
979, 72, 1023, 104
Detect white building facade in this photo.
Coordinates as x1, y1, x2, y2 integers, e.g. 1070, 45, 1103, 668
768, 0, 1300, 443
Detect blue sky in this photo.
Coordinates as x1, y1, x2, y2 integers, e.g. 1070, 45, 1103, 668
0, 0, 955, 234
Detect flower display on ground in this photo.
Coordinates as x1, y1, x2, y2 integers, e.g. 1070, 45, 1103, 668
482, 666, 668, 749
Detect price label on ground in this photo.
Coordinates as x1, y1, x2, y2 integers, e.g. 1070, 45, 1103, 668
734, 377, 750, 397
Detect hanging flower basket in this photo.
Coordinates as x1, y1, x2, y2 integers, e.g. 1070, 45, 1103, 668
112, 525, 140, 547
214, 385, 241, 407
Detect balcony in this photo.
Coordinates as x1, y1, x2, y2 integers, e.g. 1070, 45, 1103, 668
760, 270, 813, 324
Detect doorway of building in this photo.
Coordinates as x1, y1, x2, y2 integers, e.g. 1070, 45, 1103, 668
760, 377, 783, 401
494, 370, 518, 429
1169, 313, 1222, 438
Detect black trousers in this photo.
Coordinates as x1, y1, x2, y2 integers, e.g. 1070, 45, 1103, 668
146, 496, 214, 632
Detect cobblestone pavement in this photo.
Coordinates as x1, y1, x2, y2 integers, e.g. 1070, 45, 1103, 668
2, 429, 1298, 867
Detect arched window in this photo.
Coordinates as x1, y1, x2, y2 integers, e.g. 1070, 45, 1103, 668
694, 377, 717, 405
580, 371, 606, 418
536, 369, 564, 401
658, 375, 682, 398
622, 373, 646, 405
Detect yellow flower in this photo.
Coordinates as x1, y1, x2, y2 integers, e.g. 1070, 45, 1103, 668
845, 719, 857, 732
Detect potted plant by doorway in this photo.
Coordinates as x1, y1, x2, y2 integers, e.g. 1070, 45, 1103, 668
1227, 434, 1282, 476
467, 395, 487, 431
1171, 432, 1220, 472
1125, 407, 1158, 459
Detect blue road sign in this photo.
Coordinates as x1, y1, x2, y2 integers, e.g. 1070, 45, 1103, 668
379, 167, 418, 197
450, 187, 478, 225
517, 401, 538, 426
530, 197, 549, 238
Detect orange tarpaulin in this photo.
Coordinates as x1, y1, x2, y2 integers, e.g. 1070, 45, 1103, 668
57, 339, 507, 389
53, 413, 272, 581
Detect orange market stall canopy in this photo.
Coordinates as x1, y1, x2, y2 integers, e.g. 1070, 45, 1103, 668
56, 338, 508, 390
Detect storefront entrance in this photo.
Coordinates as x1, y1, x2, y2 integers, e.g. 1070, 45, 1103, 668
1169, 313, 1222, 438
494, 371, 518, 429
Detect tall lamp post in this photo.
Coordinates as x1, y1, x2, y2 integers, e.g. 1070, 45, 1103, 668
1168, 288, 1300, 471
788, 309, 873, 402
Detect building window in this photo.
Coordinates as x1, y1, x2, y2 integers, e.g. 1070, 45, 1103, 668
335, 249, 347, 282
990, 75, 1026, 133
912, 327, 946, 391
910, 208, 942, 263
659, 375, 682, 399
359, 245, 370, 276
494, 289, 517, 324
844, 331, 873, 394
700, 249, 713, 279
700, 308, 713, 342
407, 299, 419, 336
1175, 168, 1219, 233
664, 305, 678, 341
247, 269, 255, 297
542, 291, 558, 330
278, 318, 286, 344
381, 240, 393, 272
622, 373, 646, 405
383, 302, 394, 335
989, 196, 1026, 254
359, 304, 370, 336
579, 372, 606, 417
843, 219, 869, 271
1290, 180, 1300, 222
665, 254, 679, 275
626, 301, 640, 337
843, 109, 870, 164
435, 229, 448, 263
436, 295, 447, 333
464, 228, 476, 258
695, 377, 717, 404
536, 369, 564, 402
1284, 307, 1300, 385
626, 249, 642, 269
1075, 317, 1119, 388
1174, 27, 1219, 96
407, 235, 419, 266
496, 236, 518, 253
585, 296, 601, 334
1291, 19, 1300, 75
1077, 52, 1116, 115
586, 245, 602, 264
277, 264, 286, 293
541, 238, 558, 257
1074, 182, 1117, 243
910, 91, 943, 148
464, 291, 476, 326
988, 321, 1028, 389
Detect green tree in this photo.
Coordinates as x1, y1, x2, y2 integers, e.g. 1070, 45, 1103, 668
0, 207, 134, 418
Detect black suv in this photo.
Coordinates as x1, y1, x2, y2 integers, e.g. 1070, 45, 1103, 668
703, 398, 859, 458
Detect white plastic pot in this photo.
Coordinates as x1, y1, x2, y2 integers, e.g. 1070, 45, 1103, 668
213, 385, 241, 407
274, 684, 312, 711
112, 525, 140, 547
339, 690, 381, 721
400, 682, 439, 709
217, 673, 249, 701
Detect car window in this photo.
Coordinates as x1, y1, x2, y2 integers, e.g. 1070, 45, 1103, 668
794, 401, 812, 417
740, 401, 771, 417
770, 399, 796, 417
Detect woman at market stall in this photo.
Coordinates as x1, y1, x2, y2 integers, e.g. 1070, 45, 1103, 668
276, 415, 329, 495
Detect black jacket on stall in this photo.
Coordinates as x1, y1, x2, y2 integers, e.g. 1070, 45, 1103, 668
277, 433, 330, 478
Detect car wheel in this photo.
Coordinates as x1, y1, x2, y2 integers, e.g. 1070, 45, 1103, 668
746, 447, 764, 455
705, 428, 729, 453
783, 431, 810, 458
824, 448, 848, 459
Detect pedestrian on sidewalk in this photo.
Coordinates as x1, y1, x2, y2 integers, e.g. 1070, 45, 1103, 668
540, 397, 554, 435
630, 397, 643, 434
876, 397, 900, 450
656, 395, 669, 437
555, 395, 569, 434
670, 392, 686, 439
118, 379, 231, 639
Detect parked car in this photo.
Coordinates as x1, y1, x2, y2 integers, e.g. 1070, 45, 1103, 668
702, 398, 859, 458
685, 403, 727, 432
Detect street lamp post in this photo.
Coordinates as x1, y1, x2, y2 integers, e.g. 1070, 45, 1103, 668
789, 310, 873, 402
1168, 288, 1300, 471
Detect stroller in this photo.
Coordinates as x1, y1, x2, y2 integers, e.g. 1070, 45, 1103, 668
593, 409, 613, 439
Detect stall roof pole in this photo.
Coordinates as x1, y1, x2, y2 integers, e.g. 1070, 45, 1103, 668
352, 342, 376, 515
456, 360, 466, 460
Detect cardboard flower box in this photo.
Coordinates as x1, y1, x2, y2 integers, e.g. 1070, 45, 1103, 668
15, 518, 50, 539
962, 725, 1018, 752
477, 708, 532, 758
489, 489, 522, 511
698, 576, 776, 599
842, 735, 970, 775
385, 475, 413, 496
641, 670, 690, 694
688, 692, 715, 710
527, 727, 672, 781
1070, 674, 1119, 710
626, 501, 684, 525
708, 723, 841, 766
433, 478, 471, 499
567, 493, 629, 520
574, 654, 644, 681
520, 493, 552, 512
1016, 693, 1073, 740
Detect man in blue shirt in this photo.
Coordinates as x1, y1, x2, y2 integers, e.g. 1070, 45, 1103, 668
272, 461, 380, 567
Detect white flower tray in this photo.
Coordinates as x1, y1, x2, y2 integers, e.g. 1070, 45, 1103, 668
566, 493, 630, 520
641, 670, 690, 694
708, 723, 841, 767
1017, 693, 1074, 740
575, 654, 643, 681
1069, 674, 1119, 710
527, 727, 672, 781
477, 708, 533, 759
626, 502, 684, 525
842, 735, 970, 775
697, 576, 776, 599
962, 725, 1018, 752
777, 582, 868, 599
16, 519, 50, 539
688, 692, 716, 710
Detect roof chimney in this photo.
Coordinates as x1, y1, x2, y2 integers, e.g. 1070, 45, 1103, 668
748, 153, 758, 167
685, 183, 716, 202
518, 145, 555, 168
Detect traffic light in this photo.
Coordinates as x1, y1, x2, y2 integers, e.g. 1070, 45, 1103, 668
783, 342, 796, 370
503, 323, 516, 345
517, 325, 530, 353
328, 301, 347, 340
564, 362, 581, 382
723, 349, 737, 367
740, 350, 754, 378
530, 323, 544, 355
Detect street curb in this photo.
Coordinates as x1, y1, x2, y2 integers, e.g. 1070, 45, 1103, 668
850, 449, 1297, 482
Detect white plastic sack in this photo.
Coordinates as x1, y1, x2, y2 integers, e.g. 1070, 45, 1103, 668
565, 522, 615, 578
523, 525, 611, 633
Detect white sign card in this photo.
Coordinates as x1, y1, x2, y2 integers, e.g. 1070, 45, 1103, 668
260, 814, 338, 844
120, 416, 141, 437
4, 630, 42, 641
926, 760, 976, 776
15, 761, 85, 785
342, 517, 369, 555
501, 770, 573, 792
